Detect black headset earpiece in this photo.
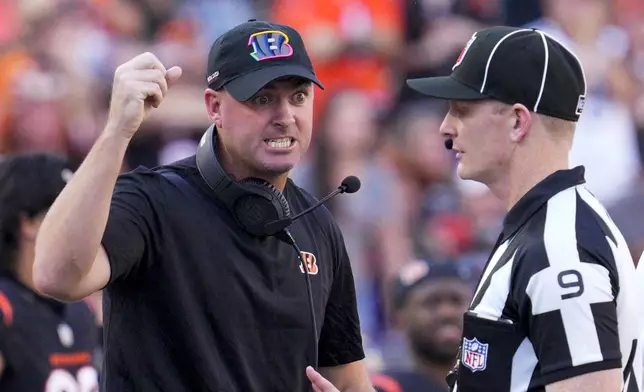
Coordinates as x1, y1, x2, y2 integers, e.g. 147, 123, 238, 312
195, 124, 291, 237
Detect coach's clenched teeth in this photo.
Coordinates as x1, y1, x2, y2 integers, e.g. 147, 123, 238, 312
265, 137, 294, 148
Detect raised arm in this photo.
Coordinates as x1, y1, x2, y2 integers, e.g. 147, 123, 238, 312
33, 53, 181, 301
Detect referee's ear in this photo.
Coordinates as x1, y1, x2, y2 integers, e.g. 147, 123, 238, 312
509, 103, 532, 144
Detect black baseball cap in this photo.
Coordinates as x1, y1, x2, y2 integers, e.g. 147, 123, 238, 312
206, 19, 324, 101
0, 152, 73, 219
406, 26, 587, 122
392, 259, 473, 310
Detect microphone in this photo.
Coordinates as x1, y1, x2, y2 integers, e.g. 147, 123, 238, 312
445, 139, 453, 150
265, 175, 361, 235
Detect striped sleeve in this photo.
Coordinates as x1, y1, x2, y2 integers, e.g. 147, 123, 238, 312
513, 188, 622, 386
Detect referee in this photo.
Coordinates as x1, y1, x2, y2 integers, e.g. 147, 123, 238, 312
32, 20, 373, 391
406, 26, 643, 391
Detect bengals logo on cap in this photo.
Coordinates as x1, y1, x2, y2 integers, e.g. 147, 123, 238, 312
453, 32, 478, 70
248, 30, 294, 61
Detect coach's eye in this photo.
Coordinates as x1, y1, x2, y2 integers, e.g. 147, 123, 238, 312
252, 95, 272, 106
292, 92, 307, 105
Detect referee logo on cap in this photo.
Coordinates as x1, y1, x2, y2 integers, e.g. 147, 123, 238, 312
453, 32, 478, 71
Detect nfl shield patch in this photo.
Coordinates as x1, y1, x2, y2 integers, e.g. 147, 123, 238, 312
462, 337, 488, 372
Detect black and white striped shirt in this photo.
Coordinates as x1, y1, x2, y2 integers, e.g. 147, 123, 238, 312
450, 166, 642, 392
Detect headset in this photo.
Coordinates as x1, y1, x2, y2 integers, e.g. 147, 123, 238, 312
195, 124, 292, 237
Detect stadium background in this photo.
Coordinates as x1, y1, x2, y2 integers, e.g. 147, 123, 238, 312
1, 0, 644, 377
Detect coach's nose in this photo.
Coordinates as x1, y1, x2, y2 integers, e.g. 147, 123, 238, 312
273, 99, 296, 128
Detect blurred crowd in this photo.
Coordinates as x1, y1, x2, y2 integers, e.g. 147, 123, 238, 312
2, 0, 644, 381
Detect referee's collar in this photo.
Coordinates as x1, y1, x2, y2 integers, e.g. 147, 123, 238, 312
501, 166, 586, 241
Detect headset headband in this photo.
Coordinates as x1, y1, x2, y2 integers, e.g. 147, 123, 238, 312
196, 125, 248, 206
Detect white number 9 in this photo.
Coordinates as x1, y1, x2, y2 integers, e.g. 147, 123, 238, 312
45, 366, 99, 392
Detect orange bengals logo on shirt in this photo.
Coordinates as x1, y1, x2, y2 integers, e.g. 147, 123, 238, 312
299, 252, 319, 275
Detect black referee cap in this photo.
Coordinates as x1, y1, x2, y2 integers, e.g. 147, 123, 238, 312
406, 26, 587, 122
206, 19, 324, 101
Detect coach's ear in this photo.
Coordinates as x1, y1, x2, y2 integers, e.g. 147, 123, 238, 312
204, 88, 222, 126
509, 103, 532, 143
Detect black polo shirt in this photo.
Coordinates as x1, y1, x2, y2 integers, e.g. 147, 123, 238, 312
100, 156, 365, 392
450, 166, 642, 391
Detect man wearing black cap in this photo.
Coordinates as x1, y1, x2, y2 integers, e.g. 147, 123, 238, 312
32, 20, 373, 391
0, 153, 101, 391
406, 26, 642, 391
371, 260, 472, 392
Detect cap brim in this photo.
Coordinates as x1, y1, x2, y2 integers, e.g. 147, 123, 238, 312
225, 65, 324, 101
406, 76, 487, 100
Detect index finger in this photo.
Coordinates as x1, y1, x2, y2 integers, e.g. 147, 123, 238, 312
132, 52, 167, 73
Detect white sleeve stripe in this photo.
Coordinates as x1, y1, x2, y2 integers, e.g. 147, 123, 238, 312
537, 188, 605, 365
471, 239, 512, 305
578, 186, 644, 384
576, 186, 627, 250
527, 263, 613, 314
472, 250, 516, 320
511, 337, 538, 392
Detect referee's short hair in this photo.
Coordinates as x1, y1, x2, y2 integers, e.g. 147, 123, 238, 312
0, 152, 72, 272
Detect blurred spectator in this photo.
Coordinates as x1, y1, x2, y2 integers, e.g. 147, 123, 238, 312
526, 0, 642, 206
618, 10, 644, 162
460, 184, 503, 244
372, 259, 473, 391
500, 0, 541, 26
608, 0, 644, 262
396, 0, 496, 106
272, 0, 403, 123
383, 101, 460, 262
0, 152, 100, 391
607, 179, 644, 262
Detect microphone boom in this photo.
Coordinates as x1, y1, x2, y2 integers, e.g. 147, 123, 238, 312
264, 175, 361, 235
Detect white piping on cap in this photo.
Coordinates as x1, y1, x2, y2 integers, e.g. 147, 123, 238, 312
538, 30, 588, 96
480, 29, 532, 94
533, 30, 549, 112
